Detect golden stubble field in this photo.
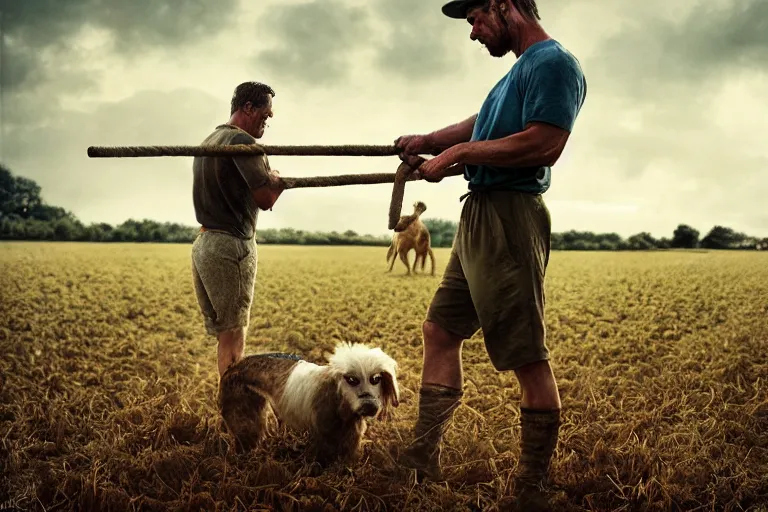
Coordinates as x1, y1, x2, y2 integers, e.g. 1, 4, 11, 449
0, 242, 766, 512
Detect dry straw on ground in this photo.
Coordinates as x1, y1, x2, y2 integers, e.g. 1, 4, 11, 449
0, 243, 766, 511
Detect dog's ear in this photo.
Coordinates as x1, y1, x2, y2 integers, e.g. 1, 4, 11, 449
378, 370, 400, 421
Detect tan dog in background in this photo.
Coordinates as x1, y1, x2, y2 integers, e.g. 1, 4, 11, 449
387, 201, 435, 275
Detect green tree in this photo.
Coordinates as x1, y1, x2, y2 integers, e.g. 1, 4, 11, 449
598, 239, 619, 251
627, 232, 658, 250
1, 165, 43, 219
423, 219, 457, 248
671, 224, 699, 248
700, 226, 747, 249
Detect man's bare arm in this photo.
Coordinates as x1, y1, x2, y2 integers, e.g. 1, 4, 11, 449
426, 114, 479, 152
395, 114, 478, 159
251, 173, 284, 210
454, 122, 570, 168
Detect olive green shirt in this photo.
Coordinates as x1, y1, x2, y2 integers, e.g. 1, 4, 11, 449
192, 124, 271, 239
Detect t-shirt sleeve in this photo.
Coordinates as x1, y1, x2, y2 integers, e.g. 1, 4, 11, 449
230, 132, 271, 189
522, 52, 586, 132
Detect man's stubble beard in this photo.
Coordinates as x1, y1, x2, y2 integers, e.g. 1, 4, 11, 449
489, 2, 516, 57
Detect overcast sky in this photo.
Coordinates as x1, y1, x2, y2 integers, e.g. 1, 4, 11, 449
1, 0, 766, 239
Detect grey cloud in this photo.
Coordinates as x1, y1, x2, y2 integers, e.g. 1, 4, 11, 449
1, 40, 101, 122
251, 1, 371, 86
567, 0, 768, 180
537, 0, 768, 237
588, 0, 768, 97
0, 0, 238, 92
89, 1, 239, 54
248, 0, 470, 86
1, 43, 41, 90
668, 0, 768, 76
372, 0, 467, 80
3, 88, 225, 224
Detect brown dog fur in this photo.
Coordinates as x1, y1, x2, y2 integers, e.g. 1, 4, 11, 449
217, 356, 296, 452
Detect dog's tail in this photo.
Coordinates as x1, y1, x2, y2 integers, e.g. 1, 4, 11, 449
386, 236, 396, 263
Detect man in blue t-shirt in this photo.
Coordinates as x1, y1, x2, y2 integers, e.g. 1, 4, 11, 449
395, 0, 586, 507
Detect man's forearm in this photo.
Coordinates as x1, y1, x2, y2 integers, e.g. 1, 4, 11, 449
251, 186, 282, 210
251, 174, 284, 210
456, 126, 567, 169
427, 114, 478, 151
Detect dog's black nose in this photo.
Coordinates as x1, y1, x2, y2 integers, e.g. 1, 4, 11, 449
358, 402, 379, 417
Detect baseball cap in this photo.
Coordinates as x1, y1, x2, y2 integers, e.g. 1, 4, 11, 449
441, 0, 488, 19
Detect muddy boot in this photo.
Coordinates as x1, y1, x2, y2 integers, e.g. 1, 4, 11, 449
398, 383, 463, 482
506, 408, 561, 511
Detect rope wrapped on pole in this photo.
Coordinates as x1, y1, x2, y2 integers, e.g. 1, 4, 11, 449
87, 144, 399, 158
282, 172, 414, 189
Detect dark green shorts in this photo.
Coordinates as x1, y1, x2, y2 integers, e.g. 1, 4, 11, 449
426, 189, 551, 371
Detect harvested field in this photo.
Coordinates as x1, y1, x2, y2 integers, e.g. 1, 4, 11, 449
0, 242, 766, 511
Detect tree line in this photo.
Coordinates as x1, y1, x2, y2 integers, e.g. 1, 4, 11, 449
1, 165, 766, 250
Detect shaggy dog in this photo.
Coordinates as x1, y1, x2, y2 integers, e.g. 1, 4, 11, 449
218, 342, 400, 466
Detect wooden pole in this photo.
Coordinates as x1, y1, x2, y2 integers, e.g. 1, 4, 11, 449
87, 144, 400, 158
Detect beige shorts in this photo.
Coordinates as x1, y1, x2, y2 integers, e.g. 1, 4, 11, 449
191, 230, 258, 336
426, 189, 551, 371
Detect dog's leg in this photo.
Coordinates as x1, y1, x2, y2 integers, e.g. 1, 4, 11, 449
399, 248, 410, 275
304, 377, 366, 467
338, 421, 366, 464
217, 354, 299, 452
218, 382, 269, 453
310, 421, 365, 467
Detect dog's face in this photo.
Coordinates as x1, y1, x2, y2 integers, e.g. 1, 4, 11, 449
327, 343, 400, 420
338, 368, 391, 418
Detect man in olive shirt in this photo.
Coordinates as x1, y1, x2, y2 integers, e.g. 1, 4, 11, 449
191, 81, 285, 378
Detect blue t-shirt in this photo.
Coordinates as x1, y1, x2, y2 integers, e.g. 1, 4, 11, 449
465, 39, 587, 194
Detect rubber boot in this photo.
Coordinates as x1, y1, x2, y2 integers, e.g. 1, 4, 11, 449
508, 408, 561, 511
398, 383, 463, 482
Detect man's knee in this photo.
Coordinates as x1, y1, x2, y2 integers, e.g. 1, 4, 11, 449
423, 320, 464, 350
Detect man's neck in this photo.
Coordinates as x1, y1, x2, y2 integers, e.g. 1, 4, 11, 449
227, 113, 248, 132
512, 23, 551, 58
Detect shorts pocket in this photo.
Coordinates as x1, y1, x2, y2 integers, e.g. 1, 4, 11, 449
236, 238, 255, 264
487, 199, 522, 271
